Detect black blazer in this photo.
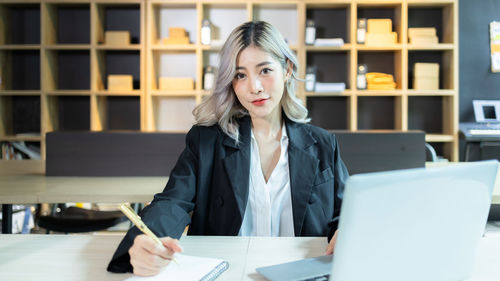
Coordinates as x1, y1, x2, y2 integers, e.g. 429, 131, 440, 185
107, 116, 349, 273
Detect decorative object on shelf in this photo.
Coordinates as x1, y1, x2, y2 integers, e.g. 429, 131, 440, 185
305, 66, 316, 92
357, 18, 367, 44
366, 72, 396, 90
104, 31, 130, 45
413, 63, 439, 90
108, 75, 133, 92
490, 21, 500, 72
203, 66, 215, 91
314, 38, 343, 47
201, 19, 211, 45
408, 27, 438, 44
357, 64, 367, 90
365, 19, 397, 45
161, 27, 190, 45
305, 19, 316, 45
315, 82, 345, 93
159, 77, 194, 91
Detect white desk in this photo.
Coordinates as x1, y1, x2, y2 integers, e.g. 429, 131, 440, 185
0, 233, 499, 281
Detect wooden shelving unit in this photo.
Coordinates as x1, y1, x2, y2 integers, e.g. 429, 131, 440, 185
0, 0, 459, 174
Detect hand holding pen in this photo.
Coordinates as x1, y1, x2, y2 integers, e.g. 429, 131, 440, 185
120, 204, 183, 277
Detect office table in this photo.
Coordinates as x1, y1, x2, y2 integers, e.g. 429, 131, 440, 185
0, 176, 166, 233
0, 233, 500, 281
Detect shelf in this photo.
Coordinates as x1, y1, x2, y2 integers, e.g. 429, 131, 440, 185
0, 45, 40, 50
95, 44, 142, 50
356, 90, 403, 96
357, 45, 403, 51
407, 89, 455, 96
94, 90, 142, 96
152, 44, 196, 51
0, 135, 42, 142
305, 90, 352, 97
305, 44, 352, 51
45, 90, 91, 96
44, 44, 91, 50
151, 90, 198, 97
407, 44, 454, 50
425, 134, 454, 142
0, 159, 45, 176
0, 91, 41, 96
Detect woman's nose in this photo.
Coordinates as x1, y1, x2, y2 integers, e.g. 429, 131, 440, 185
250, 77, 264, 94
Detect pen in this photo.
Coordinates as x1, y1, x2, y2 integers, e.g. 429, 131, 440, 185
119, 203, 178, 264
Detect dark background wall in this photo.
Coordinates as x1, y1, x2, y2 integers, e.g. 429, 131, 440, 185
460, 0, 500, 122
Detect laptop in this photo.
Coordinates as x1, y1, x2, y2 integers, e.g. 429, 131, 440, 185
460, 100, 500, 141
256, 160, 498, 281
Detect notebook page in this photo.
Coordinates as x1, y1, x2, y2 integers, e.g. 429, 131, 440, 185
124, 253, 228, 281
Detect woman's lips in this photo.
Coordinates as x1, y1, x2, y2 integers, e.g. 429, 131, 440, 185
252, 98, 268, 106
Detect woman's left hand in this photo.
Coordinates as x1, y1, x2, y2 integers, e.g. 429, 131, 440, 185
325, 229, 338, 255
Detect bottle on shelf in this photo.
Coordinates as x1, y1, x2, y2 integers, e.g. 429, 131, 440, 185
305, 19, 316, 45
357, 18, 367, 44
305, 66, 317, 92
201, 19, 211, 45
204, 66, 215, 90
357, 64, 367, 90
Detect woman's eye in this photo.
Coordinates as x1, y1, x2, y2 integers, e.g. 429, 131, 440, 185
235, 73, 246, 80
261, 68, 273, 74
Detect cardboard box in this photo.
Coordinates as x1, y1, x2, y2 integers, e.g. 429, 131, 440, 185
414, 63, 439, 77
169, 27, 187, 38
414, 77, 439, 90
105, 31, 130, 45
365, 32, 398, 45
161, 37, 190, 45
414, 63, 439, 90
159, 77, 194, 90
108, 75, 133, 92
409, 36, 438, 44
367, 19, 392, 33
408, 27, 436, 38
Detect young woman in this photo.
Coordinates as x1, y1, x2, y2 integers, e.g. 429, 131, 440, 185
108, 21, 349, 276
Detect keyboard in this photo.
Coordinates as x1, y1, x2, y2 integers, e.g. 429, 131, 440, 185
469, 129, 500, 135
300, 274, 330, 281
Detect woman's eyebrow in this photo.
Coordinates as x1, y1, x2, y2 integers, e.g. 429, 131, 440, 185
235, 61, 272, 70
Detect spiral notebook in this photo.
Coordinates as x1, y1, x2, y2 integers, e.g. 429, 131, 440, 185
124, 254, 229, 281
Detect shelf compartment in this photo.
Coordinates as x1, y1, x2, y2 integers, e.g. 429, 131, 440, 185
151, 50, 197, 91
0, 95, 41, 137
43, 3, 90, 45
202, 3, 247, 46
150, 3, 197, 45
44, 50, 90, 91
0, 3, 40, 45
0, 50, 40, 91
44, 95, 90, 131
408, 96, 452, 135
307, 96, 349, 130
306, 4, 350, 44
94, 96, 141, 131
96, 3, 141, 45
408, 50, 454, 90
306, 51, 351, 90
358, 50, 402, 90
408, 3, 455, 44
252, 3, 298, 46
357, 96, 396, 130
95, 50, 141, 91
152, 96, 196, 132
357, 4, 403, 44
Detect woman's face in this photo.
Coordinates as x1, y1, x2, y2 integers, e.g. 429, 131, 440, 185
232, 46, 288, 120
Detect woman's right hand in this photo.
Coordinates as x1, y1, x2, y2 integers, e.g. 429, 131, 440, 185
128, 235, 183, 276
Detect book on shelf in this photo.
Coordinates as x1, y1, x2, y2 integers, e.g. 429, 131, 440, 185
124, 253, 229, 281
315, 82, 346, 93
314, 38, 344, 47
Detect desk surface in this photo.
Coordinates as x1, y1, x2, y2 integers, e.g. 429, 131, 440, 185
0, 176, 166, 204
0, 233, 500, 281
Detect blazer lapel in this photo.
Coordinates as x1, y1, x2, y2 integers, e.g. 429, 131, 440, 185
285, 118, 319, 236
222, 116, 251, 222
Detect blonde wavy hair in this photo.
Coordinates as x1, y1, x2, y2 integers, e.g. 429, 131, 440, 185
193, 21, 309, 142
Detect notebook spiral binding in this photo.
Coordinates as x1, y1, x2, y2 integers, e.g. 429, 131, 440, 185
199, 261, 229, 281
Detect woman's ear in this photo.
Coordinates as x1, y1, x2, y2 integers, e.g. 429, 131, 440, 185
284, 59, 293, 81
